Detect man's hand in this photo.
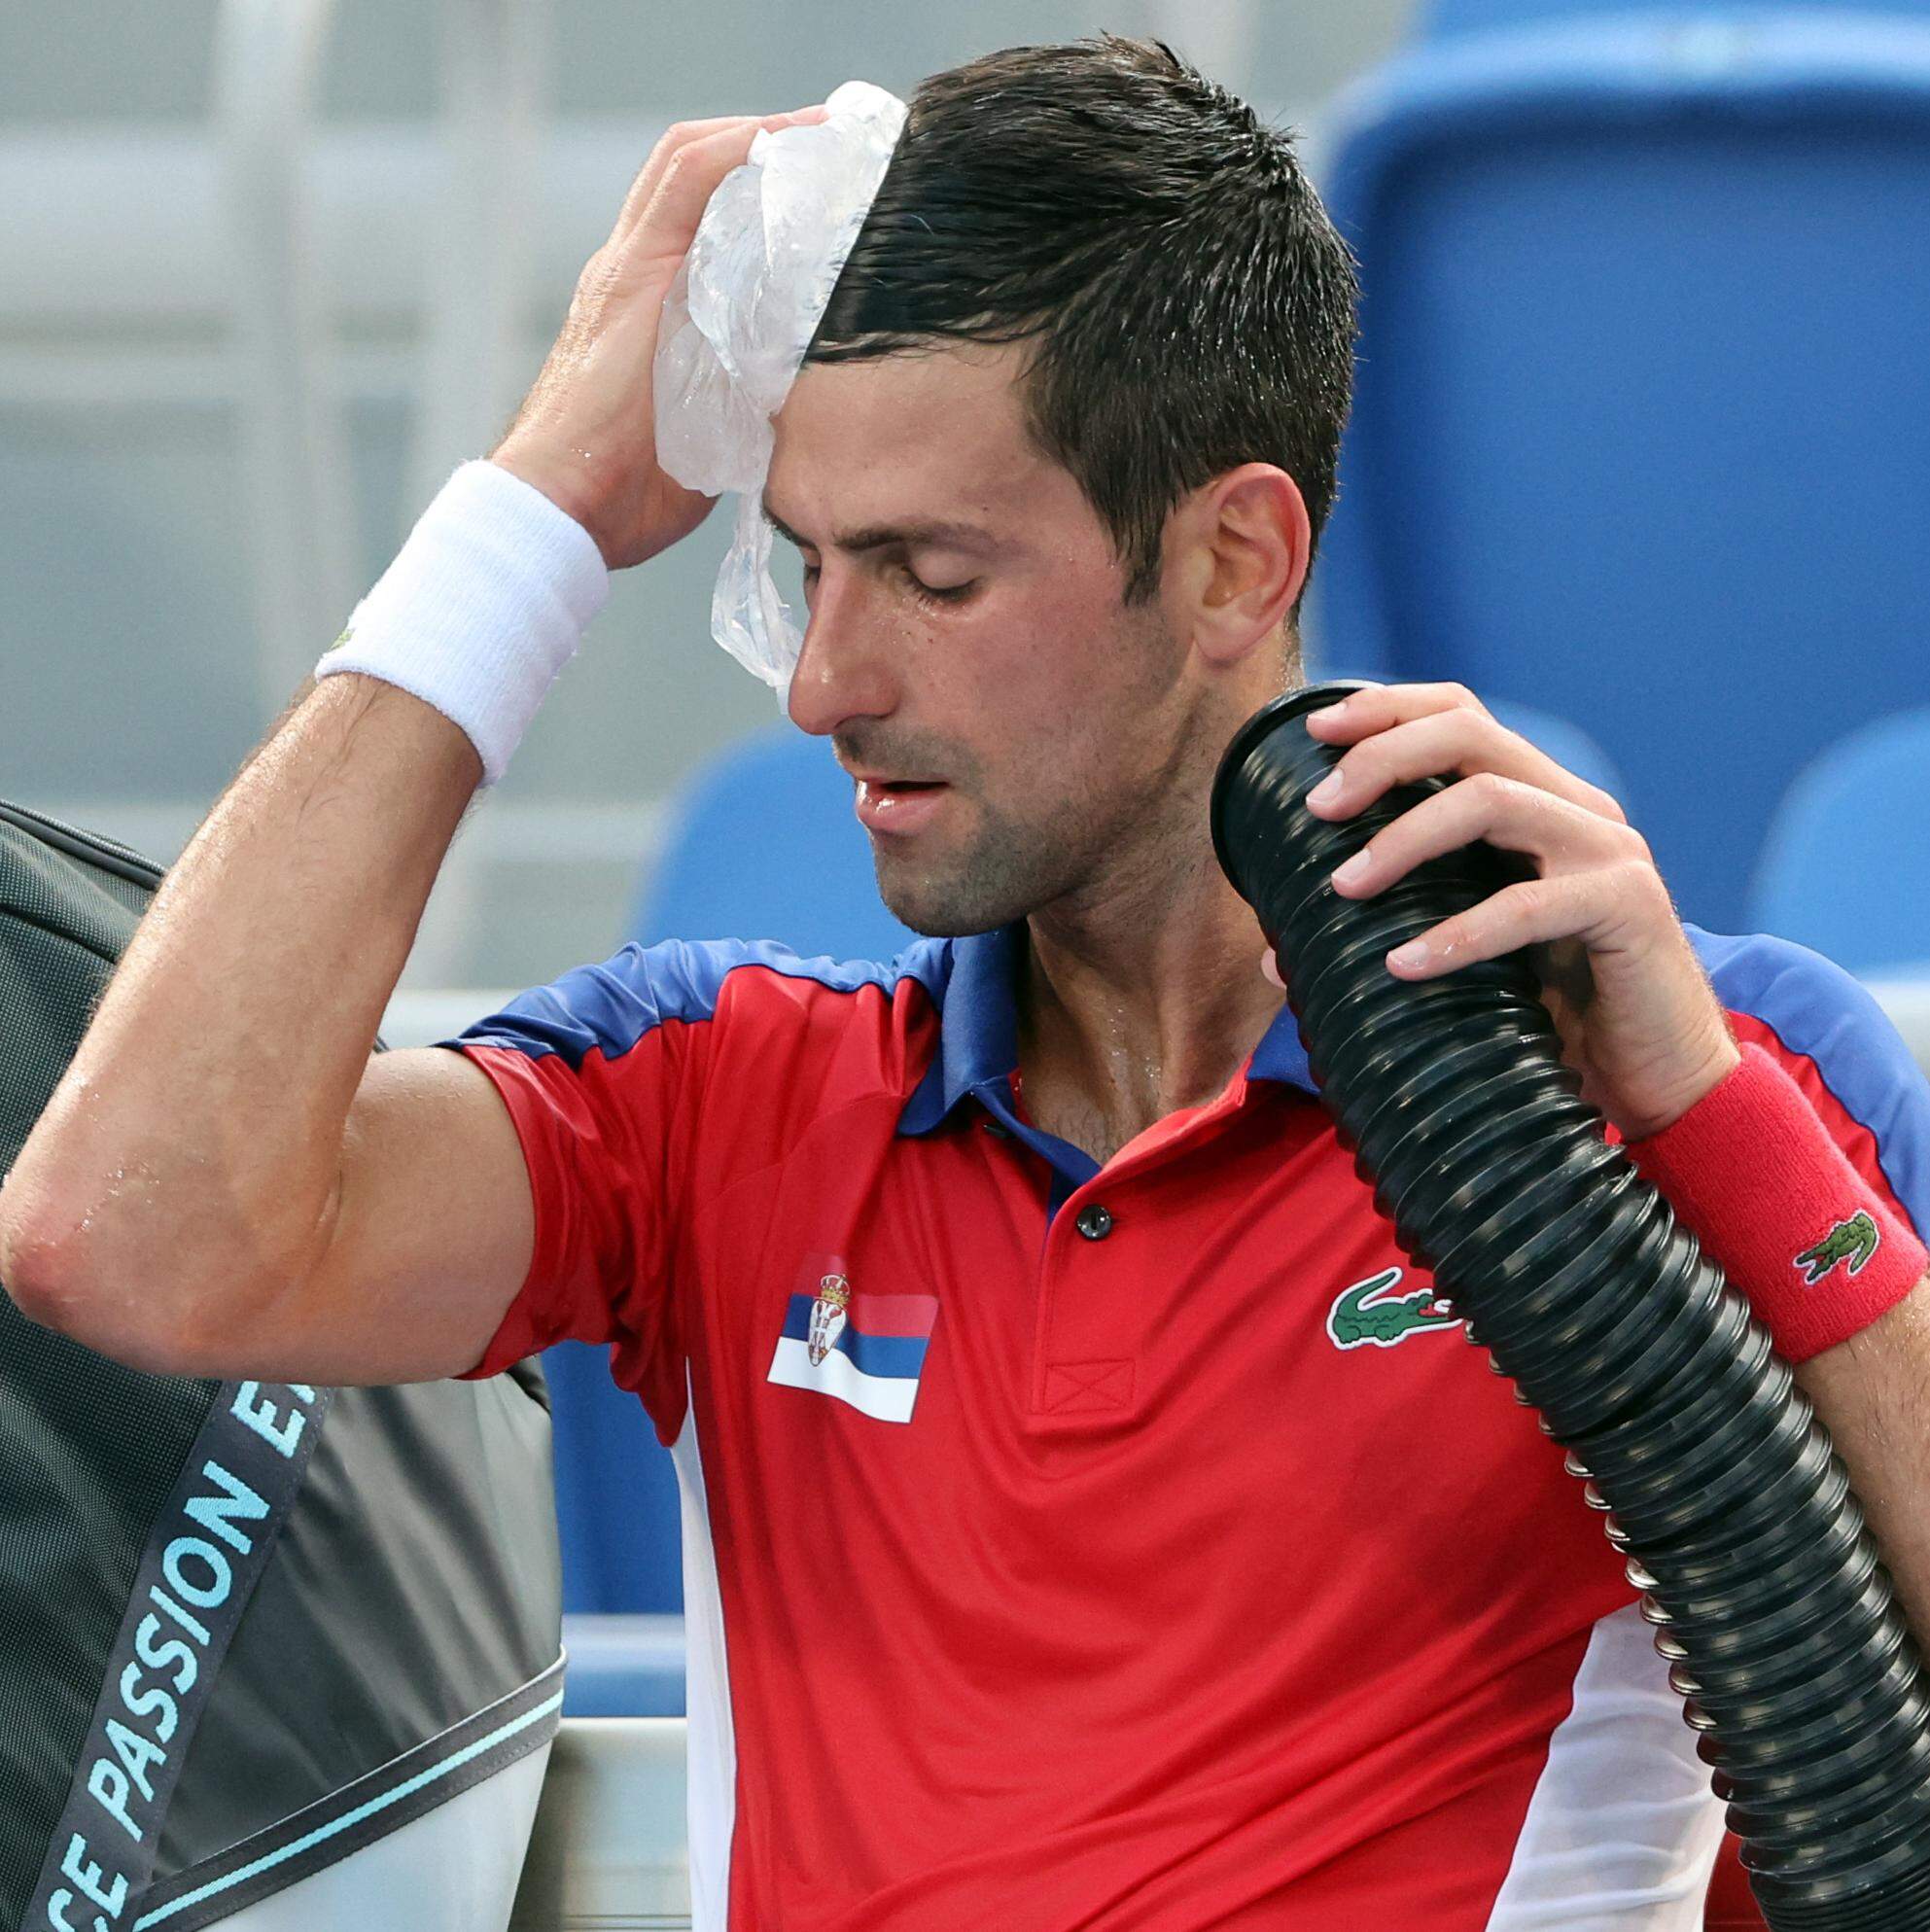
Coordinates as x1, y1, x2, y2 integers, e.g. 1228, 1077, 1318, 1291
1294, 680, 1740, 1142
491, 105, 827, 572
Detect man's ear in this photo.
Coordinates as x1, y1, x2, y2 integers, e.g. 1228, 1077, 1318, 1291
1162, 464, 1311, 670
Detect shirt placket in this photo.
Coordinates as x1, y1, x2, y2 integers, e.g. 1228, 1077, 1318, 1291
971, 1074, 1253, 1431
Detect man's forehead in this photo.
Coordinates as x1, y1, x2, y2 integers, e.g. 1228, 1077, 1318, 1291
787, 336, 1027, 427
768, 342, 1054, 533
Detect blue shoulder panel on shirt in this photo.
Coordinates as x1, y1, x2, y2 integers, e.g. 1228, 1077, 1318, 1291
1686, 922, 1930, 1238
439, 934, 955, 1072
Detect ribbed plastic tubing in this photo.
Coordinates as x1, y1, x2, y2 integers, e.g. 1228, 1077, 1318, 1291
1211, 681, 1930, 1926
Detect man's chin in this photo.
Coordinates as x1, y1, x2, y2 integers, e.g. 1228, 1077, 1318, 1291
874, 853, 1034, 940
879, 892, 1009, 941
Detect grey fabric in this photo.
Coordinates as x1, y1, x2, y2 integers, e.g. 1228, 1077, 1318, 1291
141, 1662, 563, 1929
162, 1373, 563, 1866
21, 1382, 334, 1932
0, 801, 219, 1926
173, 1744, 554, 1932
0, 797, 562, 1927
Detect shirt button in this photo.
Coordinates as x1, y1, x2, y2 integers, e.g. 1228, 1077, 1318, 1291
1075, 1204, 1114, 1241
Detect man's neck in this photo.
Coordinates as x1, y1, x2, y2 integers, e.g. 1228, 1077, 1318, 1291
1013, 851, 1286, 1169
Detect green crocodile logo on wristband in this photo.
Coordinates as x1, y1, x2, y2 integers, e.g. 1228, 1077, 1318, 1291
1794, 1210, 1880, 1284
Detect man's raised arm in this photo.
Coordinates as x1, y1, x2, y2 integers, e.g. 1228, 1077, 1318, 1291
0, 108, 823, 1386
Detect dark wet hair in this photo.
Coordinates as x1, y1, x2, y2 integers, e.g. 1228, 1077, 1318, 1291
806, 33, 1361, 622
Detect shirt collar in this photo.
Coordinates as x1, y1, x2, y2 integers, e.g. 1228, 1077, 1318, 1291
896, 921, 1317, 1137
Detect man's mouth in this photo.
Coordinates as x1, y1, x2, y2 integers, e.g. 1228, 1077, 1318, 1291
853, 777, 950, 834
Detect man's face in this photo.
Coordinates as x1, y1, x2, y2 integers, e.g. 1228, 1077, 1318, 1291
767, 341, 1213, 937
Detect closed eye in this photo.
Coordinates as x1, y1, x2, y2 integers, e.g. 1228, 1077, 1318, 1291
798, 561, 979, 610
897, 566, 977, 609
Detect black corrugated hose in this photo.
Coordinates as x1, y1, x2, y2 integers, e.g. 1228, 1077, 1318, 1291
1211, 680, 1930, 1927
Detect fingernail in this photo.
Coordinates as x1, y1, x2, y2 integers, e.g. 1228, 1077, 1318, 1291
1332, 850, 1372, 886
1387, 939, 1430, 970
1306, 770, 1344, 807
1305, 700, 1349, 731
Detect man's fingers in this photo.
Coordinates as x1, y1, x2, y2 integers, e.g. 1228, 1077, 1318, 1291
611, 105, 827, 249
1381, 861, 1672, 982
1383, 874, 1598, 980
1302, 682, 1471, 743
1306, 705, 1628, 825
611, 117, 754, 242
1325, 771, 1646, 903
614, 121, 770, 282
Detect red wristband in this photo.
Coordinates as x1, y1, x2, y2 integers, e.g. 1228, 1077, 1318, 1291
1625, 1042, 1928, 1363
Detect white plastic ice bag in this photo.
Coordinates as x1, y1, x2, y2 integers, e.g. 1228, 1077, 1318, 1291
653, 81, 909, 694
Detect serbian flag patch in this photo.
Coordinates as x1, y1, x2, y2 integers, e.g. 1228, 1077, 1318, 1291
767, 1253, 939, 1424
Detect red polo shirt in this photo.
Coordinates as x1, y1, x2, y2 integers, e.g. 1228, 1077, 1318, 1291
440, 919, 1930, 1932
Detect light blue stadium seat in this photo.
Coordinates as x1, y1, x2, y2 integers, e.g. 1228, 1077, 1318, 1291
1749, 709, 1930, 976
1313, 9, 1930, 931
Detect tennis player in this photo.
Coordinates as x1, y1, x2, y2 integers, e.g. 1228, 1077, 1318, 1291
8, 36, 1930, 1932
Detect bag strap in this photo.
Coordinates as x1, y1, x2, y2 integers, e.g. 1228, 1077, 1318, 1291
21, 1384, 334, 1932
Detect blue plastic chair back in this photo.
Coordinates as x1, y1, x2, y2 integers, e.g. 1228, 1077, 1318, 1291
546, 726, 914, 1613
543, 1338, 681, 1614
629, 724, 918, 964
1749, 708, 1930, 975
1316, 12, 1930, 931
1487, 702, 1626, 803
1425, 0, 1930, 38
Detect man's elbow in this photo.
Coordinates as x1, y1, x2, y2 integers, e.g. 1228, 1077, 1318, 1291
0, 1193, 258, 1380
0, 1204, 58, 1319
0, 1168, 79, 1334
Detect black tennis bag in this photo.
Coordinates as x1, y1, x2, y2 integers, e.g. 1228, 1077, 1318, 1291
0, 798, 563, 1932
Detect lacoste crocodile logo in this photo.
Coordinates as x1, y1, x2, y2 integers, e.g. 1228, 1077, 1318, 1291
1793, 1211, 1881, 1284
1327, 1265, 1461, 1351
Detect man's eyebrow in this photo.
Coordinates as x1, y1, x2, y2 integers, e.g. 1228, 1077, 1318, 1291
760, 498, 1006, 555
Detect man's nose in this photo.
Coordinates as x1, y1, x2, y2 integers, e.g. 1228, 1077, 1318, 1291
786, 574, 896, 739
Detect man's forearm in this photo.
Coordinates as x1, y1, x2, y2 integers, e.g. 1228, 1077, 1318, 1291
0, 673, 481, 1365
1795, 1279, 1930, 1638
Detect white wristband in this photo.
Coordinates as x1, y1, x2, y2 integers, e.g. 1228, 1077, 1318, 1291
314, 459, 611, 787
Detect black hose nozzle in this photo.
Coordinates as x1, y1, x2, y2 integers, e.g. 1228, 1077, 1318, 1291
1213, 683, 1930, 1929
